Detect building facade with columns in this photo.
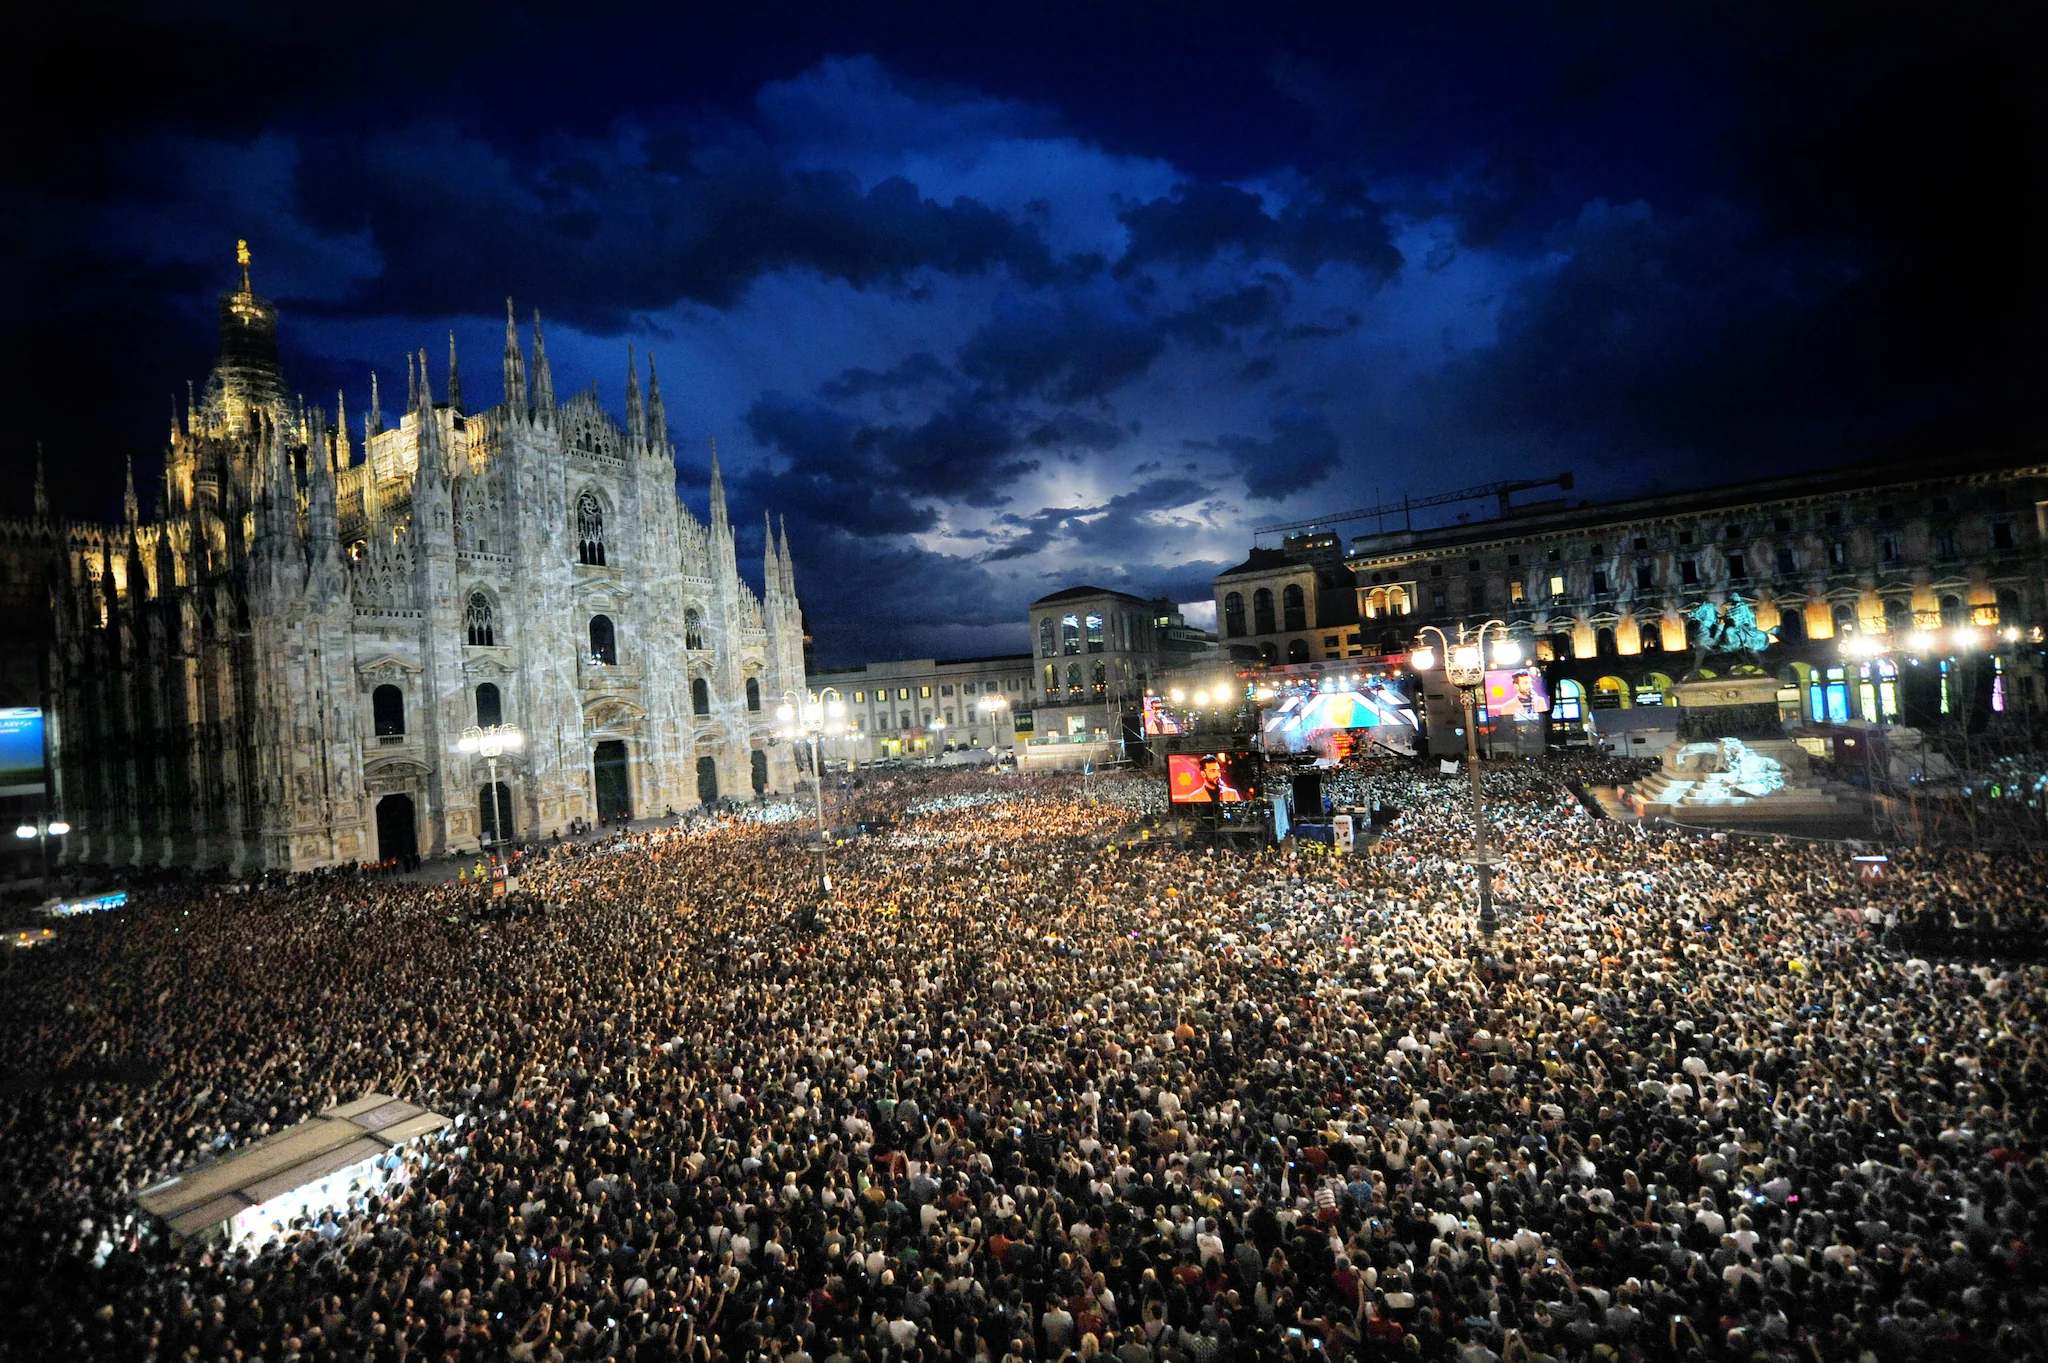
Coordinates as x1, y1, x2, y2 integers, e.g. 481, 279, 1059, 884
10, 248, 807, 873
806, 655, 1034, 761
1332, 452, 2047, 726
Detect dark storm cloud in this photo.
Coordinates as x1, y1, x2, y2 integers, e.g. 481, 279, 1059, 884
290, 126, 1055, 325
744, 389, 1039, 527
982, 476, 1214, 565
816, 352, 954, 402
958, 286, 1167, 403
1439, 200, 1861, 464
1117, 177, 1403, 280
1209, 411, 1343, 502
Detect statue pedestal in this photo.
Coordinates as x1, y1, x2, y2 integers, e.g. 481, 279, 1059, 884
1625, 678, 1840, 820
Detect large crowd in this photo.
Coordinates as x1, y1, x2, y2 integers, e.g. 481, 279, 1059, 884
2, 754, 2044, 1363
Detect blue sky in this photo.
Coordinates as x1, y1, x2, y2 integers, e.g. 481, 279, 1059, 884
8, 3, 2036, 664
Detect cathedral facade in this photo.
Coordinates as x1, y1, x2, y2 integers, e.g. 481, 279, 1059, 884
28, 248, 807, 872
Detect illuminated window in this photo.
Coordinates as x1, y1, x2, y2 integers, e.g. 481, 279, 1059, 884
1548, 574, 1566, 598
1062, 614, 1081, 653
1510, 582, 1525, 603
897, 687, 909, 700
1085, 613, 1105, 651
920, 685, 931, 698
853, 690, 864, 703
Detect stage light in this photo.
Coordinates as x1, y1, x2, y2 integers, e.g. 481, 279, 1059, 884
47, 821, 69, 836
1491, 640, 1522, 667
1192, 690, 1209, 706
1410, 647, 1437, 671
1169, 688, 1185, 703
1906, 631, 1935, 654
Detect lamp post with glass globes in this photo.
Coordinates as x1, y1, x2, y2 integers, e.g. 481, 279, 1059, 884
776, 688, 845, 908
13, 815, 72, 883
457, 725, 524, 856
1408, 620, 1520, 938
977, 693, 1011, 761
774, 688, 846, 838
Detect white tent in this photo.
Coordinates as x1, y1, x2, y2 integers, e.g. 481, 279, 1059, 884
137, 1093, 447, 1243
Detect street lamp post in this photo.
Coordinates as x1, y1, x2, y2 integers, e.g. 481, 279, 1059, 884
978, 693, 1010, 760
776, 687, 846, 838
1410, 620, 1520, 938
13, 816, 71, 883
457, 724, 524, 858
776, 688, 845, 912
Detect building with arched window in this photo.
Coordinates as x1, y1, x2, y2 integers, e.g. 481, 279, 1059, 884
1211, 533, 1363, 669
20, 248, 809, 872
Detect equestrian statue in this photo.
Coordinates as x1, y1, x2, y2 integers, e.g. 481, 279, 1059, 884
1681, 592, 1775, 680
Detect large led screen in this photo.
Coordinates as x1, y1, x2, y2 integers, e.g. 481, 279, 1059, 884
1483, 668, 1550, 719
1166, 751, 1260, 803
0, 708, 46, 793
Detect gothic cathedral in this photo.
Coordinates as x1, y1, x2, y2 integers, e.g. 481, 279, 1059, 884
39, 246, 808, 872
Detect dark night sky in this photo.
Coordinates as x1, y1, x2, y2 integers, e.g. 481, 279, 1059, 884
5, 1, 2039, 664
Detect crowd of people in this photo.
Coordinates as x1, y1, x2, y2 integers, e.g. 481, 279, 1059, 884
1, 753, 2043, 1363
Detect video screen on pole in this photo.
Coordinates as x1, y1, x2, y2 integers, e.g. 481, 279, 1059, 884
0, 708, 46, 793
1140, 695, 1184, 736
1483, 668, 1551, 718
1166, 752, 1259, 803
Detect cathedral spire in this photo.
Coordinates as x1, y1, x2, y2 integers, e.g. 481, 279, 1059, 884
764, 512, 777, 596
530, 308, 555, 421
502, 298, 528, 417
335, 390, 351, 468
446, 330, 464, 412
414, 348, 447, 490
779, 514, 796, 597
406, 351, 419, 413
306, 406, 344, 596
646, 352, 667, 451
34, 444, 49, 523
624, 345, 645, 447
708, 438, 728, 534
237, 237, 253, 295
124, 454, 140, 526
171, 395, 182, 446
368, 369, 383, 437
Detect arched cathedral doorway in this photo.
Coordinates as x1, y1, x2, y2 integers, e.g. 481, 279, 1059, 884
375, 794, 417, 865
592, 740, 632, 823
